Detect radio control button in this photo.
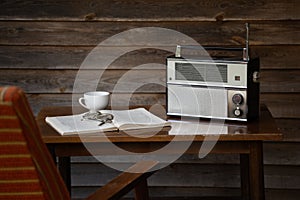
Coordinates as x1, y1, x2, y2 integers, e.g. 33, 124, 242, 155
232, 93, 244, 105
233, 108, 243, 117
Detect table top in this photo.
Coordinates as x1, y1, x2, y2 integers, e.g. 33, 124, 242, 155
37, 105, 282, 144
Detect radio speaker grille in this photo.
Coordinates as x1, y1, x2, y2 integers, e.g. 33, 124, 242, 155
167, 84, 227, 118
175, 63, 227, 83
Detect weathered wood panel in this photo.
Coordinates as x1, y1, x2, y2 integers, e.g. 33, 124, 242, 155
261, 94, 300, 118
70, 163, 300, 189
22, 93, 300, 119
1, 46, 299, 70
26, 93, 166, 115
70, 142, 300, 165
0, 0, 298, 21
260, 70, 300, 93
0, 46, 168, 70
1, 0, 299, 199
69, 141, 300, 198
1, 69, 299, 93
275, 119, 300, 141
0, 21, 299, 46
72, 187, 300, 200
0, 69, 166, 93
0, 46, 90, 69
251, 46, 300, 70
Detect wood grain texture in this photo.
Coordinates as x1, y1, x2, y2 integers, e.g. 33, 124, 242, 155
23, 93, 300, 118
86, 160, 157, 200
70, 142, 300, 165
26, 93, 166, 115
0, 46, 169, 69
0, 21, 299, 46
70, 163, 300, 189
0, 0, 298, 21
0, 69, 166, 93
1, 0, 299, 198
0, 69, 298, 93
260, 70, 300, 93
0, 46, 299, 70
261, 94, 300, 118
274, 119, 300, 141
72, 187, 300, 200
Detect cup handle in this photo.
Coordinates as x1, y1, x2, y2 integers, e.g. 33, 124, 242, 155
78, 97, 88, 109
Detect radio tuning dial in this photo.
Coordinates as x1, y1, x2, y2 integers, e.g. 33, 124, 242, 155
234, 108, 243, 117
232, 93, 244, 105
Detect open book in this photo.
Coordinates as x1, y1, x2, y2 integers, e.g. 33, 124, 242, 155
45, 108, 171, 135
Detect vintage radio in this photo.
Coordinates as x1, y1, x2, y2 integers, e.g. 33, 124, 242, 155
167, 24, 260, 121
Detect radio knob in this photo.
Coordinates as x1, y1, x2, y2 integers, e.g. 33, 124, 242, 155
233, 108, 243, 117
232, 93, 244, 105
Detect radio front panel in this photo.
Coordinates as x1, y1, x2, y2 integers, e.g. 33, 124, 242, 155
166, 57, 260, 121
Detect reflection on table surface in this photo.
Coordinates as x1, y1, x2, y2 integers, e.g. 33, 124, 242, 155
168, 118, 247, 135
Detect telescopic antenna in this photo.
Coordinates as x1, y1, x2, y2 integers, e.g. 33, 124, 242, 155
243, 23, 250, 61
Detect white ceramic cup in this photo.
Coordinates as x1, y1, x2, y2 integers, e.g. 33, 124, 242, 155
78, 91, 110, 112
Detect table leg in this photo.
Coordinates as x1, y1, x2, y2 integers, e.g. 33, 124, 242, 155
249, 141, 265, 200
134, 178, 150, 200
240, 154, 250, 200
46, 144, 56, 165
58, 157, 71, 195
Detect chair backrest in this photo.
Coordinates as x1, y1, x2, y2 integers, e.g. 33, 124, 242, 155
0, 86, 70, 200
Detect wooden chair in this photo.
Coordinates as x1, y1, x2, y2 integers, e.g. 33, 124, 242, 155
0, 86, 157, 200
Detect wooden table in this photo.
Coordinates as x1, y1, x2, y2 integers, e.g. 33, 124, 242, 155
37, 105, 282, 200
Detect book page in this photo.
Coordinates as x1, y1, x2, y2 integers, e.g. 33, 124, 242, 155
45, 108, 171, 135
102, 108, 171, 130
45, 113, 117, 135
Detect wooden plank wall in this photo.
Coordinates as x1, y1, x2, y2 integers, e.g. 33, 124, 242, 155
0, 0, 299, 199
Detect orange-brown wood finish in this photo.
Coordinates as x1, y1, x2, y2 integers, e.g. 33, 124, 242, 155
0, 86, 157, 200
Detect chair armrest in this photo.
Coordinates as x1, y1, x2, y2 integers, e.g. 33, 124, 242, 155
86, 160, 159, 200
